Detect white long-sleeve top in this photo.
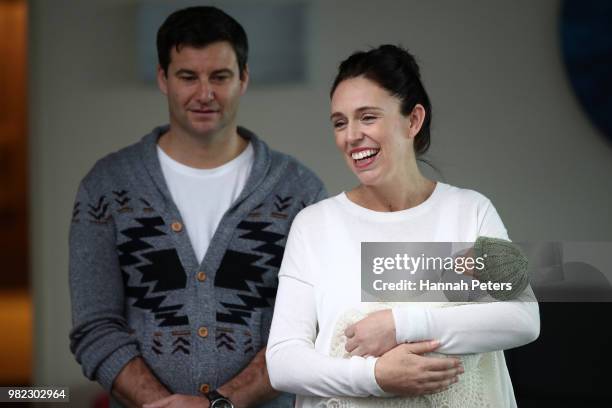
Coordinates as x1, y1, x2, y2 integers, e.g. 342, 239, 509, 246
266, 182, 540, 407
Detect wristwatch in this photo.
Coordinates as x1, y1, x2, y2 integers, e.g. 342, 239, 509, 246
205, 390, 234, 408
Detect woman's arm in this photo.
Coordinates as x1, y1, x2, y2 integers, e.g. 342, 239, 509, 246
266, 216, 383, 397
266, 275, 382, 397
399, 197, 540, 354
346, 256, 538, 356
346, 198, 540, 356
392, 287, 539, 354
266, 275, 463, 397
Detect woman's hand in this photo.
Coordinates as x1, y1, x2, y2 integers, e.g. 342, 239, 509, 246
345, 309, 397, 357
374, 340, 464, 396
143, 394, 210, 408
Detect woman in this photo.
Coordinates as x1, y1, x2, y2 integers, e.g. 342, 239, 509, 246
266, 45, 539, 407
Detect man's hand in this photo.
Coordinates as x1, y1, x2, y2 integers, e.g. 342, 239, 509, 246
143, 394, 209, 408
345, 309, 397, 357
374, 340, 463, 396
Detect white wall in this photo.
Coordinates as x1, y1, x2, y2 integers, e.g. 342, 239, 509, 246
29, 0, 612, 401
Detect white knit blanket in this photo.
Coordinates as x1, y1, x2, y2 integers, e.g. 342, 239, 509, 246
313, 302, 495, 408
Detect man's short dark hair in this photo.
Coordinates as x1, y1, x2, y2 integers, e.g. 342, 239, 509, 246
156, 6, 249, 78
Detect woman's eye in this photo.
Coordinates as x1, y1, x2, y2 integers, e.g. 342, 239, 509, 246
333, 121, 346, 129
361, 115, 377, 122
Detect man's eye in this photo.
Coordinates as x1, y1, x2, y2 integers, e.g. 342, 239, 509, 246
180, 76, 196, 81
212, 75, 230, 82
333, 121, 346, 129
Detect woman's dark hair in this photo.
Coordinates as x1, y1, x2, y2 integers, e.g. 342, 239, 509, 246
330, 44, 432, 156
157, 6, 248, 79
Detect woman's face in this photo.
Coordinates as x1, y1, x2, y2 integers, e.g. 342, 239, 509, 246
330, 76, 414, 187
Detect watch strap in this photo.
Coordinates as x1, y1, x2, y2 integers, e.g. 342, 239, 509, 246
205, 390, 233, 408
205, 390, 224, 402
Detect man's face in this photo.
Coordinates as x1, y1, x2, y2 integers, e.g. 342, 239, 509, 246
157, 41, 248, 139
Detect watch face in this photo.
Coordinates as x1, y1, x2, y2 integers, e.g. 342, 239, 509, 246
211, 398, 233, 408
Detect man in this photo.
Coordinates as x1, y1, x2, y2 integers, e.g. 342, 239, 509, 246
69, 6, 325, 408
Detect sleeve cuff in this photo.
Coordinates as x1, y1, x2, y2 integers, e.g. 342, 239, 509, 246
349, 356, 391, 397
95, 344, 141, 391
392, 307, 430, 344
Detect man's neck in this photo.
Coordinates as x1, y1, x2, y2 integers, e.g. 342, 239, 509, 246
158, 125, 248, 169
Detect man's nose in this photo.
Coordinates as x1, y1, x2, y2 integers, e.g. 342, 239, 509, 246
195, 81, 214, 103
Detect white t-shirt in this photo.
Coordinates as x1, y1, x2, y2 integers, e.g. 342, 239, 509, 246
266, 182, 539, 408
157, 142, 254, 263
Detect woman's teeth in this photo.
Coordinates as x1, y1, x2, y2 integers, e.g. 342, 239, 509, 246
351, 149, 379, 160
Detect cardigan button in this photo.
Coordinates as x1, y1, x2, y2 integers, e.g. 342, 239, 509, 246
171, 221, 183, 232
197, 271, 207, 282
198, 327, 209, 338
199, 383, 210, 394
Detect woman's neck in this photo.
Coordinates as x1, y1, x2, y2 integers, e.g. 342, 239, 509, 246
348, 173, 436, 212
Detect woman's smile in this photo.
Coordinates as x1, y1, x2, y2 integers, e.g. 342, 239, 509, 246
350, 147, 381, 169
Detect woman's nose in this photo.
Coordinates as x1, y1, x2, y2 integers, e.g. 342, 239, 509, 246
346, 122, 363, 143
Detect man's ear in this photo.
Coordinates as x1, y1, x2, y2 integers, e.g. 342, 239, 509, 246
157, 65, 168, 95
239, 64, 250, 95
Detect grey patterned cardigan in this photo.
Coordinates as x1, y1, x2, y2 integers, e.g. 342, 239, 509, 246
68, 125, 326, 397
